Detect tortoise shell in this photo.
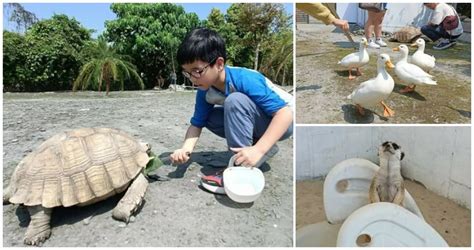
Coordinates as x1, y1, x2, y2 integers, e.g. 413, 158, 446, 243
390, 26, 422, 43
7, 128, 149, 208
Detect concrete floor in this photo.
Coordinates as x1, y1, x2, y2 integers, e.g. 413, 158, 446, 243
296, 22, 471, 124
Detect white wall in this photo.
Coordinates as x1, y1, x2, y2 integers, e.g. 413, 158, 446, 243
382, 3, 432, 32
336, 3, 432, 32
296, 126, 471, 209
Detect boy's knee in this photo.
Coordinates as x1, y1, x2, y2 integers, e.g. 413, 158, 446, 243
224, 92, 249, 110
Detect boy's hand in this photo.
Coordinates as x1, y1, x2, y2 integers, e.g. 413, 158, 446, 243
170, 149, 191, 165
230, 146, 265, 168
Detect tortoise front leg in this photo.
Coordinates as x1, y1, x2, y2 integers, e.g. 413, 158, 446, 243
25, 206, 52, 245
112, 173, 148, 222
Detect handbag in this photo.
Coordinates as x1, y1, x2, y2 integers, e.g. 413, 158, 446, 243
442, 5, 460, 31
358, 3, 385, 12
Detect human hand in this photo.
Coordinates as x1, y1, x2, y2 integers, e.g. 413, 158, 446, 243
230, 146, 265, 168
332, 18, 350, 32
170, 148, 191, 165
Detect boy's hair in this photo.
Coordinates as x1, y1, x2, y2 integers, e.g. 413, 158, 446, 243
177, 28, 226, 66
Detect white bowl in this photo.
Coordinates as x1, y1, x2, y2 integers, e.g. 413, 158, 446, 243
223, 166, 265, 203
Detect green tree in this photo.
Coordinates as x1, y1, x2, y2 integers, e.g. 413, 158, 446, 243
3, 31, 28, 91
226, 3, 289, 70
105, 3, 200, 89
205, 3, 293, 85
73, 38, 144, 95
204, 8, 248, 66
23, 14, 91, 91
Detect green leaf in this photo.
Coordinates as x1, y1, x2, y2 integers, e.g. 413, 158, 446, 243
144, 151, 164, 176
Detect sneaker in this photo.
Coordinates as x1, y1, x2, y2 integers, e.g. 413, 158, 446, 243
201, 170, 226, 194
375, 38, 387, 47
433, 39, 456, 50
368, 38, 380, 49
253, 144, 279, 169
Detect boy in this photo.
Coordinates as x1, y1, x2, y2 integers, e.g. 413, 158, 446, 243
170, 28, 293, 193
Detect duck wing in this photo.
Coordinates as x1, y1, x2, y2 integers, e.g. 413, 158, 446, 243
398, 63, 437, 85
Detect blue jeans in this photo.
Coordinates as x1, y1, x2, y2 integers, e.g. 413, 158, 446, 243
421, 24, 461, 42
205, 92, 293, 148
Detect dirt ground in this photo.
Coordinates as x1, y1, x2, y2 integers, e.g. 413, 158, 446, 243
296, 23, 471, 124
296, 179, 471, 247
2, 90, 293, 247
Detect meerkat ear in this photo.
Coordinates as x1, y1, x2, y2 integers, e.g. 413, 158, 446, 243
401, 152, 405, 160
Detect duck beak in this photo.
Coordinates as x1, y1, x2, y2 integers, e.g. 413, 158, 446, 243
392, 47, 400, 52
385, 60, 395, 69
410, 43, 417, 47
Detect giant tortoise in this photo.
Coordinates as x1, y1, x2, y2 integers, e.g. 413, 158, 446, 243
389, 26, 422, 43
3, 128, 160, 245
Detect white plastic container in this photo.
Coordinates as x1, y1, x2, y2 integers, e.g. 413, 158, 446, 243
223, 155, 265, 203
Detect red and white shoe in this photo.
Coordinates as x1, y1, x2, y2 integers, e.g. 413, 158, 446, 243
201, 170, 226, 194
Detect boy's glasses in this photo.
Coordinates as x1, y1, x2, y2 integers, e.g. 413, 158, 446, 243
181, 58, 217, 79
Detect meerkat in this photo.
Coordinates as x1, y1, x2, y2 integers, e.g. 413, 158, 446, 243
369, 141, 406, 206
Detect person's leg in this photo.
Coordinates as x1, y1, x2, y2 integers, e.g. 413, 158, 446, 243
421, 25, 442, 42
374, 11, 387, 46
366, 11, 380, 48
364, 12, 373, 41
201, 106, 229, 194
437, 27, 461, 41
205, 95, 292, 146
201, 93, 292, 192
432, 26, 459, 50
224, 92, 275, 147
205, 106, 226, 138
223, 92, 292, 165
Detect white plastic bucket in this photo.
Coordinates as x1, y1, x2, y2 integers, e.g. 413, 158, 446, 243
223, 155, 265, 203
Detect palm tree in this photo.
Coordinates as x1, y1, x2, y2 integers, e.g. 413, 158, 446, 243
73, 38, 144, 95
259, 30, 293, 85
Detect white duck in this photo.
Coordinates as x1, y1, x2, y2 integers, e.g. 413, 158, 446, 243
410, 38, 436, 72
338, 38, 369, 80
393, 44, 437, 93
347, 54, 396, 117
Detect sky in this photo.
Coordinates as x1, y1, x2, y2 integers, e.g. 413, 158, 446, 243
3, 3, 293, 38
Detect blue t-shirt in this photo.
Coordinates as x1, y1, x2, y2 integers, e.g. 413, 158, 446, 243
190, 66, 289, 128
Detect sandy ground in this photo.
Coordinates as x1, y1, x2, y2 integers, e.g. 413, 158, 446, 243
296, 179, 471, 247
296, 22, 471, 124
3, 90, 293, 247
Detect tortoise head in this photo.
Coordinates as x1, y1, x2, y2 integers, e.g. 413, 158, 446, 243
140, 142, 152, 154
